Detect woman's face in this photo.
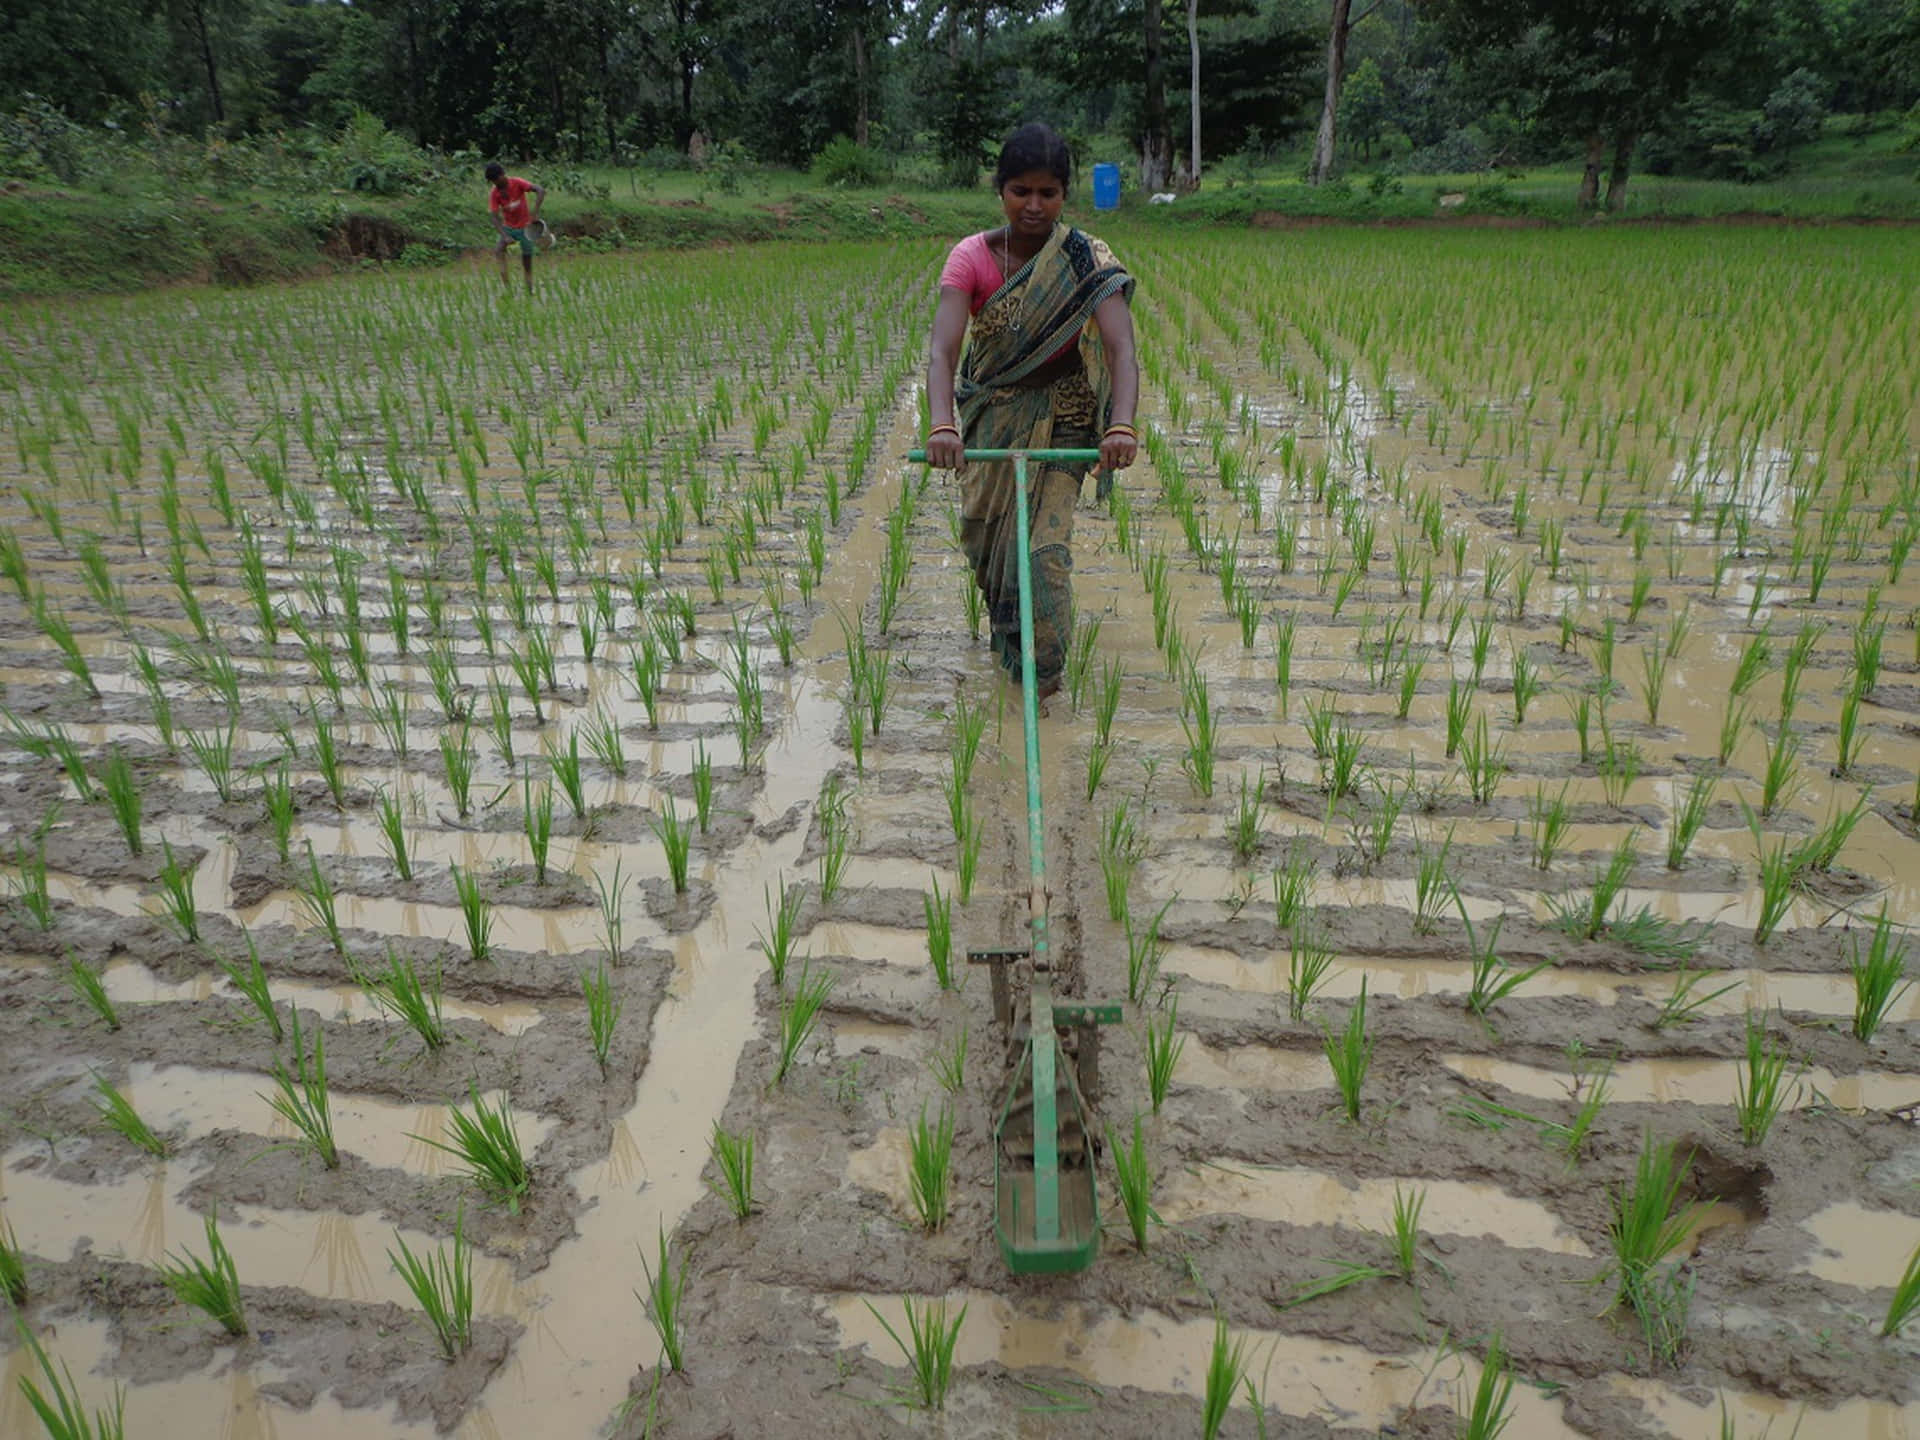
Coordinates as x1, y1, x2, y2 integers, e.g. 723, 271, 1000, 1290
999, 168, 1065, 242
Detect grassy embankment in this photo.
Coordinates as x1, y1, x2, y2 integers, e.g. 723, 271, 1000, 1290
0, 116, 1912, 298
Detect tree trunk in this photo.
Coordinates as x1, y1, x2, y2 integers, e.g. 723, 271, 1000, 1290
853, 25, 870, 147
1141, 0, 1171, 190
190, 0, 225, 125
1606, 131, 1636, 211
1577, 131, 1605, 208
1187, 0, 1201, 186
1309, 0, 1352, 185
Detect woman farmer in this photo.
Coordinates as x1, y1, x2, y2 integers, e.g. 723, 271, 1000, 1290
925, 123, 1139, 700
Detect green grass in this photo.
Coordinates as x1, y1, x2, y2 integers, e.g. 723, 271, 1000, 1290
865, 1296, 966, 1411
156, 1211, 247, 1336
390, 1204, 474, 1359
0, 1213, 25, 1305
419, 1082, 532, 1212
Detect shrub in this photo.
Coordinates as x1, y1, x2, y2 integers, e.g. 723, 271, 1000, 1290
810, 136, 892, 187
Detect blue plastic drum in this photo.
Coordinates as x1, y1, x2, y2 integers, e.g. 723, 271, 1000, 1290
1092, 162, 1121, 212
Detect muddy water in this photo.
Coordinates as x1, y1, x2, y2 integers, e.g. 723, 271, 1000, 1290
1444, 1053, 1920, 1112
0, 1316, 429, 1440
829, 1289, 1583, 1436
1155, 1159, 1593, 1255
0, 1159, 527, 1313
1800, 1201, 1920, 1289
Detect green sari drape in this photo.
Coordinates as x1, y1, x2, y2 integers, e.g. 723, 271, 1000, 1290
956, 223, 1133, 688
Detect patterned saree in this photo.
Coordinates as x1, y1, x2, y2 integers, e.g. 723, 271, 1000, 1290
954, 223, 1134, 688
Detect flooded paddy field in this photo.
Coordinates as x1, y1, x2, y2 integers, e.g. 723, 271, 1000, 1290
0, 225, 1917, 1438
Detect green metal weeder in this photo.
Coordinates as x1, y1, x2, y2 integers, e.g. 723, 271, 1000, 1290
910, 445, 1121, 1274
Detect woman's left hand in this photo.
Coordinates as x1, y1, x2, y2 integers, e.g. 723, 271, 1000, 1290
1100, 430, 1138, 471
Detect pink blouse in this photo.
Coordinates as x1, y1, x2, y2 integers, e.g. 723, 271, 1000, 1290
938, 231, 1080, 362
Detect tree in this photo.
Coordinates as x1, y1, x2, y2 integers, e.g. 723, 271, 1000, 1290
1338, 55, 1389, 156
1429, 0, 1738, 207
1187, 0, 1201, 182
1141, 0, 1173, 186
1310, 0, 1386, 182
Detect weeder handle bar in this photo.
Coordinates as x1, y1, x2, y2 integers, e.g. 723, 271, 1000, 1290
907, 448, 1103, 463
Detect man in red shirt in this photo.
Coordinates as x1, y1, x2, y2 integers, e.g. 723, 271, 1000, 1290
485, 162, 547, 293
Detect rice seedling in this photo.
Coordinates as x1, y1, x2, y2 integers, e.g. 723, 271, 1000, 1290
421, 1082, 532, 1212
1798, 787, 1871, 874
1177, 670, 1219, 799
1388, 1183, 1426, 1280
1144, 994, 1184, 1113
1271, 841, 1317, 930
758, 876, 805, 989
1758, 722, 1802, 817
1597, 712, 1641, 809
310, 710, 347, 807
1716, 694, 1748, 767
1666, 773, 1717, 871
372, 785, 414, 882
1605, 1131, 1705, 1364
156, 1211, 247, 1336
1459, 1331, 1516, 1440
907, 1101, 955, 1230
370, 683, 412, 760
817, 779, 852, 905
1529, 782, 1572, 871
1200, 1309, 1252, 1440
1411, 825, 1454, 934
924, 876, 955, 990
1108, 1111, 1156, 1250
545, 729, 589, 822
1, 1213, 25, 1305
185, 722, 239, 804
1458, 713, 1507, 805
360, 947, 447, 1050
637, 1223, 689, 1373
1848, 906, 1912, 1043
92, 1072, 168, 1157
34, 593, 98, 696
436, 726, 476, 820
1126, 897, 1173, 1003
1278, 1258, 1396, 1309
97, 748, 143, 856
11, 1315, 127, 1440
1323, 720, 1369, 801
774, 962, 835, 1084
652, 796, 692, 895
707, 1122, 758, 1220
1457, 890, 1547, 1018
155, 839, 201, 944
389, 1203, 474, 1360
576, 955, 624, 1076
1228, 768, 1264, 864
1273, 611, 1297, 713
521, 767, 555, 884
263, 1006, 338, 1168
1287, 920, 1337, 1022
1550, 1060, 1612, 1161
865, 1296, 965, 1411
1324, 979, 1374, 1121
1883, 1242, 1920, 1337
1733, 1010, 1798, 1146
1651, 962, 1739, 1029
451, 862, 493, 963
67, 960, 120, 1036
1549, 830, 1640, 943
218, 929, 281, 1041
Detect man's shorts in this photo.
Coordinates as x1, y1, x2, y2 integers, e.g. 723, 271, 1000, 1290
497, 226, 535, 257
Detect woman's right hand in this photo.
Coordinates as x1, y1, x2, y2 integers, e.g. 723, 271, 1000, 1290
926, 429, 967, 471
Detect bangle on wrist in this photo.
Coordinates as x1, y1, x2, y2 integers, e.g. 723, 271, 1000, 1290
1104, 424, 1137, 438
929, 423, 960, 437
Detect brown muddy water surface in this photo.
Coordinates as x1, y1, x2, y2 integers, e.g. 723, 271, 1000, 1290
2, 230, 1918, 1438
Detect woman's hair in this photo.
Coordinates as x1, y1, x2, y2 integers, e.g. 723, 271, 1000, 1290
485, 162, 505, 182
994, 123, 1072, 192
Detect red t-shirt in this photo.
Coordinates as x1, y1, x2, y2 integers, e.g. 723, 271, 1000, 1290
489, 177, 535, 228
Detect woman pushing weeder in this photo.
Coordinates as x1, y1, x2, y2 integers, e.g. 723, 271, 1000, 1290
924, 123, 1140, 701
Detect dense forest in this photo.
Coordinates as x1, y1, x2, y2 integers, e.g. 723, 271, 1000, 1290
4, 0, 1918, 201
